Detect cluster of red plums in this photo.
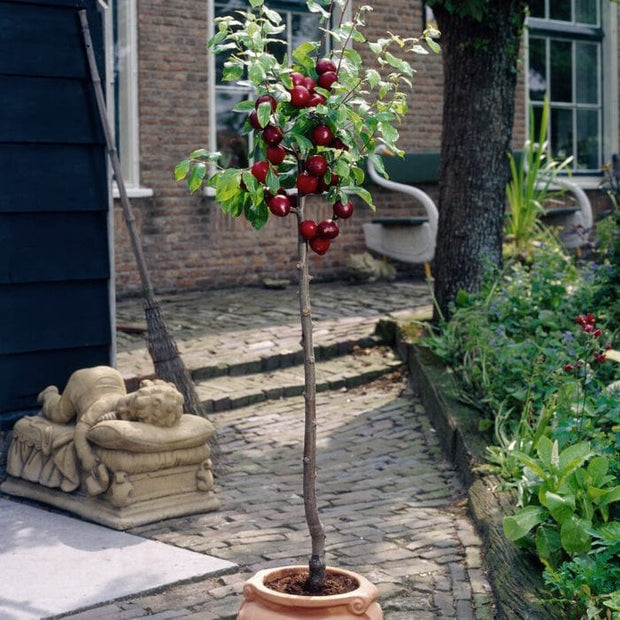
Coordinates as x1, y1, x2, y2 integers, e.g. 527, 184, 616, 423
245, 58, 355, 256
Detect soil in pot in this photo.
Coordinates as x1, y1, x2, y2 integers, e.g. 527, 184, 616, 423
265, 569, 358, 596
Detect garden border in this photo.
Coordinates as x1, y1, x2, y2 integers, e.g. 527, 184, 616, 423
376, 318, 558, 620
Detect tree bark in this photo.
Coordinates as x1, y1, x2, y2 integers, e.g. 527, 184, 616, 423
431, 2, 527, 321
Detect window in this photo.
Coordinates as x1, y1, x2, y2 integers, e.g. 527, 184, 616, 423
105, 1, 150, 196
208, 0, 327, 169
526, 0, 617, 175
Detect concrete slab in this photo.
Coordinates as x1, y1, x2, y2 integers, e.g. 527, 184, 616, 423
0, 498, 236, 620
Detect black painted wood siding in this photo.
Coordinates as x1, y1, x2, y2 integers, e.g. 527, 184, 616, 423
0, 0, 112, 427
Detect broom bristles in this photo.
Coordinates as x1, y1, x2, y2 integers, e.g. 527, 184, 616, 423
144, 301, 222, 467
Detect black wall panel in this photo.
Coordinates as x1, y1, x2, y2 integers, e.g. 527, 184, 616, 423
0, 144, 108, 213
0, 0, 112, 426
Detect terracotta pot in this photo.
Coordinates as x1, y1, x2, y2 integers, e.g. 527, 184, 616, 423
237, 565, 383, 619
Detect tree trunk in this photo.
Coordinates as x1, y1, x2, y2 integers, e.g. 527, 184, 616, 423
431, 2, 527, 321
296, 197, 326, 592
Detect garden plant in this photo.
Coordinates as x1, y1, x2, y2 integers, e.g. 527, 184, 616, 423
176, 0, 437, 598
424, 183, 620, 617
504, 97, 572, 261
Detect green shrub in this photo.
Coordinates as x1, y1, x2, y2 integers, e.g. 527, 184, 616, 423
423, 241, 620, 617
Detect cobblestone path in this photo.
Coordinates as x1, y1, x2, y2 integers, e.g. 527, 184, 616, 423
62, 280, 496, 619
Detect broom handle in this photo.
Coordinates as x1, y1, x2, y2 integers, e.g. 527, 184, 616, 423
78, 9, 156, 303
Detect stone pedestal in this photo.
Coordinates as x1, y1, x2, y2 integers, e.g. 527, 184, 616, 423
2, 413, 219, 529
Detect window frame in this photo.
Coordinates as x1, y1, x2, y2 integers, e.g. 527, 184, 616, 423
525, 0, 618, 187
104, 1, 152, 198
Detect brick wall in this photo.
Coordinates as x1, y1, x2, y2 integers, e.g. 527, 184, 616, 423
114, 0, 446, 296
114, 1, 614, 297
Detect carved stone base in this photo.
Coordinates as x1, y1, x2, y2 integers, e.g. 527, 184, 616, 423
1, 469, 220, 530
2, 410, 221, 530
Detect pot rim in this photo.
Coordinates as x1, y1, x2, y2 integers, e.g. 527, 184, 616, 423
243, 564, 379, 607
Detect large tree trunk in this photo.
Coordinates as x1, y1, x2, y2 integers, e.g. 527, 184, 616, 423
432, 2, 527, 321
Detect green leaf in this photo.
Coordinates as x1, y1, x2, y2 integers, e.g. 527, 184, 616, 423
256, 102, 272, 127
244, 199, 269, 229
248, 61, 267, 84
425, 37, 441, 54
587, 456, 609, 485
503, 506, 547, 541
595, 486, 620, 508
544, 491, 575, 525
261, 5, 282, 24
215, 168, 243, 203
188, 162, 206, 193
558, 442, 593, 478
368, 152, 387, 177
368, 41, 382, 56
455, 289, 469, 308
513, 451, 547, 480
365, 69, 381, 89
265, 167, 280, 194
174, 159, 190, 181
536, 436, 556, 471
535, 525, 562, 568
343, 47, 362, 68
292, 41, 317, 65
346, 185, 374, 209
233, 100, 256, 112
560, 515, 592, 555
222, 62, 244, 82
188, 148, 212, 159
595, 521, 620, 543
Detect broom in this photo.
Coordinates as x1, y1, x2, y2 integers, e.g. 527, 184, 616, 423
78, 10, 216, 450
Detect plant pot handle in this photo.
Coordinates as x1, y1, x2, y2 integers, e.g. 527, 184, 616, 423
347, 595, 371, 614
242, 583, 258, 602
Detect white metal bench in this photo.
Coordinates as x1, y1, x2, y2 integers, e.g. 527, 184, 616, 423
363, 149, 594, 271
363, 147, 439, 279
539, 178, 593, 251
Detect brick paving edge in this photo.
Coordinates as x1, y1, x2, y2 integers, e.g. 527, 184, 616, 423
376, 319, 558, 620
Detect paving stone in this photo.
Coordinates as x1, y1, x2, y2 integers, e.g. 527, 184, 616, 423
433, 590, 456, 616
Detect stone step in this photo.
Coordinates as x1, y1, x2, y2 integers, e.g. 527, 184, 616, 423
195, 345, 404, 413
117, 315, 388, 387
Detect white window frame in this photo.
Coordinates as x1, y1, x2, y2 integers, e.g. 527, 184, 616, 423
525, 0, 618, 189
104, 1, 152, 198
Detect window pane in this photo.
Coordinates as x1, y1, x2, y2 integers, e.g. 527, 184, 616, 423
576, 42, 598, 104
216, 90, 250, 168
291, 12, 322, 52
265, 29, 287, 63
577, 109, 599, 170
549, 0, 570, 21
529, 0, 545, 18
550, 107, 572, 159
550, 40, 572, 102
528, 38, 547, 101
575, 0, 598, 25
